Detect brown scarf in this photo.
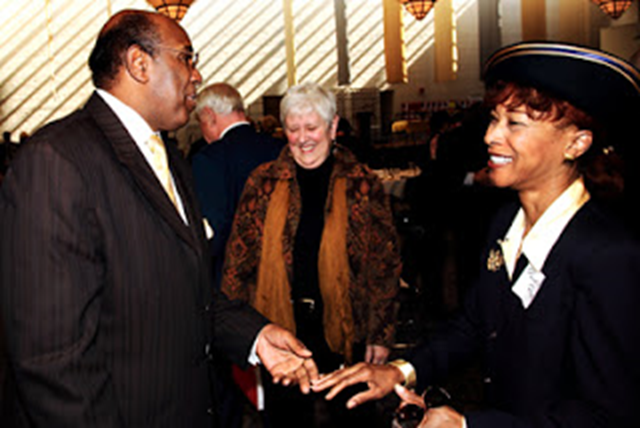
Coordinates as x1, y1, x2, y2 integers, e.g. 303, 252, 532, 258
254, 177, 354, 362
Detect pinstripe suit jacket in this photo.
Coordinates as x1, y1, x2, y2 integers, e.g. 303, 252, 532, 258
0, 93, 267, 427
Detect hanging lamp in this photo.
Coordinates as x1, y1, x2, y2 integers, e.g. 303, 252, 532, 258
399, 0, 438, 21
146, 0, 196, 22
591, 0, 633, 19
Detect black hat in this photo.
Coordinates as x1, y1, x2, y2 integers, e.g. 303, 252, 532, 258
483, 41, 640, 127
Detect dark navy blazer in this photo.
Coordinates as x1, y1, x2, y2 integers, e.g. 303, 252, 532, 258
408, 200, 640, 427
192, 124, 284, 286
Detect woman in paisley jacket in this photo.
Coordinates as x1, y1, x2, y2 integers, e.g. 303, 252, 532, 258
221, 82, 401, 427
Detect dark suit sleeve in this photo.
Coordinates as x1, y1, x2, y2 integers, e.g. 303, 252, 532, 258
211, 288, 269, 367
192, 148, 230, 257
0, 142, 122, 426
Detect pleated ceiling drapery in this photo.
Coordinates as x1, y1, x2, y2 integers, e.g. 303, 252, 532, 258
383, 0, 408, 83
558, 0, 590, 45
521, 0, 547, 40
282, 0, 297, 87
434, 0, 455, 82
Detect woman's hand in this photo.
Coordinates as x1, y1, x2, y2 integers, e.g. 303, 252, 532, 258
422, 407, 464, 428
312, 362, 404, 408
393, 384, 427, 426
365, 344, 390, 365
394, 385, 464, 428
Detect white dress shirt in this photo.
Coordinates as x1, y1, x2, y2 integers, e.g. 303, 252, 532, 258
96, 89, 188, 223
499, 178, 590, 307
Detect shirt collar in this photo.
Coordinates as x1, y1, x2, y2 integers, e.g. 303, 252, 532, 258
500, 178, 590, 279
96, 89, 157, 145
219, 121, 250, 140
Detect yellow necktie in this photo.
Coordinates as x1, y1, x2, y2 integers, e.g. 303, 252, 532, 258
147, 134, 178, 208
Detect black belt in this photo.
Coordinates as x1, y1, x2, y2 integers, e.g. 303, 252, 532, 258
292, 298, 320, 321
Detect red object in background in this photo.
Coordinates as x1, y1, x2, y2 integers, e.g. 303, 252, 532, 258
232, 365, 259, 408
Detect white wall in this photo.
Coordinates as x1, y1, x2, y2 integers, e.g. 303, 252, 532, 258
0, 0, 636, 146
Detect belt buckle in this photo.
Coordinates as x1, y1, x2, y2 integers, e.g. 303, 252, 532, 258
299, 298, 315, 311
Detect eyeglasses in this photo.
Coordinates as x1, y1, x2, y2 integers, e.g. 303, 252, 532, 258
156, 46, 199, 69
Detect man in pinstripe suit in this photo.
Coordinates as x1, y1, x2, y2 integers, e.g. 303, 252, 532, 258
0, 9, 316, 427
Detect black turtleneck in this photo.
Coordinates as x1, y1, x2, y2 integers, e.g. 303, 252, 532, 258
292, 154, 334, 302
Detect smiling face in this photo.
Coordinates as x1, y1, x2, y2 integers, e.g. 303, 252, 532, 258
146, 17, 202, 131
285, 110, 338, 169
484, 101, 583, 194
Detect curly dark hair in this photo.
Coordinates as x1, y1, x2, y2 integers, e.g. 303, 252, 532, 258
88, 11, 161, 89
484, 80, 597, 130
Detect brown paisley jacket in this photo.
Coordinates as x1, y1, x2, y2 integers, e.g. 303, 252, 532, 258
221, 145, 402, 347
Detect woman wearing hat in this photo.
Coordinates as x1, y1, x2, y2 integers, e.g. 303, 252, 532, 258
313, 42, 640, 427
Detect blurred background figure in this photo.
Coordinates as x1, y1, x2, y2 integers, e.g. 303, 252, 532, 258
405, 104, 513, 321
0, 132, 9, 183
18, 132, 29, 145
257, 114, 284, 141
335, 117, 368, 163
192, 82, 284, 289
221, 82, 402, 427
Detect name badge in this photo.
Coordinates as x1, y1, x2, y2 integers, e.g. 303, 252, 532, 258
512, 263, 545, 309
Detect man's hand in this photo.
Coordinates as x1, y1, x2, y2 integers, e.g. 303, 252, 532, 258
255, 323, 319, 393
365, 344, 390, 365
311, 362, 403, 408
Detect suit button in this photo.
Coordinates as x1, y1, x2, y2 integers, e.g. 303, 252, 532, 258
204, 303, 211, 312
484, 377, 492, 384
488, 331, 497, 339
207, 407, 215, 416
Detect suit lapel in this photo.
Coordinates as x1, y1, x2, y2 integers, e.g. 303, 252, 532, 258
166, 139, 207, 251
486, 206, 524, 330
85, 93, 199, 251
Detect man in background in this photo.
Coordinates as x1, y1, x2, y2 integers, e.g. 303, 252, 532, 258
0, 132, 10, 182
0, 10, 315, 427
192, 82, 284, 287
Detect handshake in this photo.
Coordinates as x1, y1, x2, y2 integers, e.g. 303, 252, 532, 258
257, 324, 401, 398
258, 325, 459, 428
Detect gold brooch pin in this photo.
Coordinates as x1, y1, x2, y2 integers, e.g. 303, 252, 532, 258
487, 248, 504, 272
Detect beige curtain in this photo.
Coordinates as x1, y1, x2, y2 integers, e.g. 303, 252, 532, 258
521, 0, 547, 41
558, 0, 589, 45
383, 0, 407, 83
283, 0, 297, 86
435, 0, 456, 82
